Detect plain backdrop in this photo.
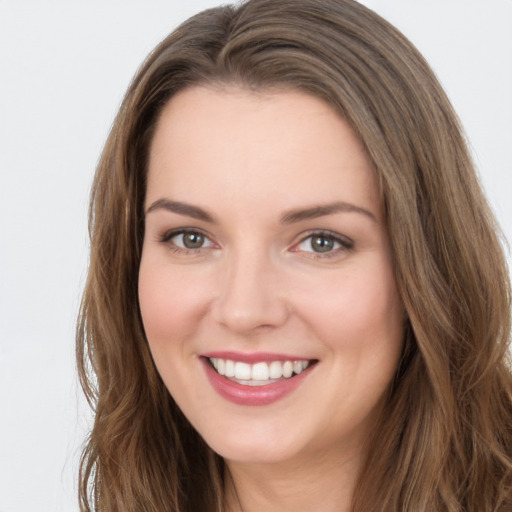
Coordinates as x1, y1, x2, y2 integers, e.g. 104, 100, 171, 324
0, 1, 511, 511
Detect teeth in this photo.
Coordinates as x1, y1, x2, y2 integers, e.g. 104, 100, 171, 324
225, 359, 235, 377
234, 361, 251, 380
282, 361, 293, 378
252, 362, 269, 381
269, 361, 283, 379
209, 357, 312, 384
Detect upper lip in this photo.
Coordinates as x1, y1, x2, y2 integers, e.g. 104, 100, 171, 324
201, 351, 315, 364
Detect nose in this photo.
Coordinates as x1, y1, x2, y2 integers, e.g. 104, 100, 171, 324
211, 247, 290, 335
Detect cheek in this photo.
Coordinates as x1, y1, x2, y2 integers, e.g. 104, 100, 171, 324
138, 258, 209, 345
294, 259, 404, 352
345, 273, 402, 340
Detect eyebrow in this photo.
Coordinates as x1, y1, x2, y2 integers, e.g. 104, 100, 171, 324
280, 201, 377, 224
145, 198, 377, 224
145, 199, 216, 223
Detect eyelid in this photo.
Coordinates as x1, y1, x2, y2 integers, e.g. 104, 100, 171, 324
290, 230, 354, 257
158, 227, 217, 252
156, 227, 353, 259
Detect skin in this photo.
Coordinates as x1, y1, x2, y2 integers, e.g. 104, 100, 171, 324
139, 86, 405, 511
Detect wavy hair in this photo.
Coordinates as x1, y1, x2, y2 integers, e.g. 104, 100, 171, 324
77, 1, 512, 510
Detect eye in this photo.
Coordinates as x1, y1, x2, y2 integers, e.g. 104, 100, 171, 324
159, 229, 216, 252
300, 234, 338, 253
293, 231, 354, 257
174, 231, 208, 249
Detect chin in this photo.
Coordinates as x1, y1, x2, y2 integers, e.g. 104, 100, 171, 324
201, 423, 304, 465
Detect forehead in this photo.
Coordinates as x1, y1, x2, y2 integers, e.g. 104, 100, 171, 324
146, 86, 381, 220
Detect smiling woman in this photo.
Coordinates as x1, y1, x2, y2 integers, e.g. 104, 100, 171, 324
139, 88, 404, 476
77, 1, 512, 511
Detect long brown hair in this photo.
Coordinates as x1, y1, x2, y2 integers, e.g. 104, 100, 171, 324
77, 1, 512, 510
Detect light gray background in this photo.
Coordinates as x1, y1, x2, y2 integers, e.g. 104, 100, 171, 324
0, 1, 510, 511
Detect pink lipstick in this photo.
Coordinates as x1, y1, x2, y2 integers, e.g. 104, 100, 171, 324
200, 353, 316, 406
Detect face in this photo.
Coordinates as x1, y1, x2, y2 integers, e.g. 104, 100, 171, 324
139, 86, 404, 467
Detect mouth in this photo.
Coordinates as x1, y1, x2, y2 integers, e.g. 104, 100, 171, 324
206, 356, 317, 386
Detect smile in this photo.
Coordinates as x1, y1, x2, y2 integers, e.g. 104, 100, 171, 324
201, 354, 317, 406
208, 357, 312, 386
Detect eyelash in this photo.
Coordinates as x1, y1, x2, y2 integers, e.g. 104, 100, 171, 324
292, 230, 354, 260
158, 228, 354, 259
158, 229, 215, 256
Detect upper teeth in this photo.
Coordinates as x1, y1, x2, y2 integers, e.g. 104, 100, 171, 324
209, 358, 310, 383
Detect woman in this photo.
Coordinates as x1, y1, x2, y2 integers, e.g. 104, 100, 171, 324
77, 0, 512, 510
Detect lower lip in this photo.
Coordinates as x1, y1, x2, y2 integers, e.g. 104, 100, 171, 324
201, 358, 314, 406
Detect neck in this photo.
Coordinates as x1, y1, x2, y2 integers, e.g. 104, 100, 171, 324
224, 444, 362, 512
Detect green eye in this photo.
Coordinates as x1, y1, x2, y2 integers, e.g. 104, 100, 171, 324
295, 231, 354, 257
181, 232, 205, 249
299, 234, 339, 253
160, 229, 214, 251
310, 235, 336, 253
